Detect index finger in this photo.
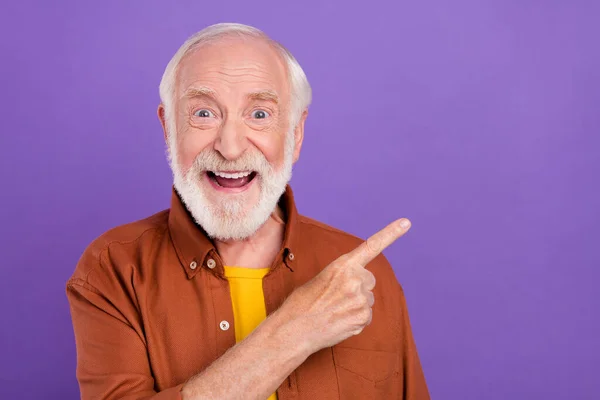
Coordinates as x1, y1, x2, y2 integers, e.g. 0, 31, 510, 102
347, 218, 411, 266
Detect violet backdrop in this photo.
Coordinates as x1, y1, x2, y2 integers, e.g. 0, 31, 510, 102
1, 1, 599, 399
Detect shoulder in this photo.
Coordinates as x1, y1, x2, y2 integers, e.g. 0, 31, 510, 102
68, 209, 170, 286
297, 214, 363, 249
296, 215, 401, 288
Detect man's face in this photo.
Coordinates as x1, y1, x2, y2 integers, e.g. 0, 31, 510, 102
163, 37, 303, 240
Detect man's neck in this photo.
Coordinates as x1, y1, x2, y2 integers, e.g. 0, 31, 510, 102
214, 206, 286, 269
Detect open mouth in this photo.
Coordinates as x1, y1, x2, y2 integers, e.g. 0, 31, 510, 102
206, 170, 257, 190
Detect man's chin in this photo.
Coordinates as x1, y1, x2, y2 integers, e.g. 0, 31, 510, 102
204, 210, 269, 241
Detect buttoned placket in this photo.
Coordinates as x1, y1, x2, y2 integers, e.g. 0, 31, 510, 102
191, 252, 237, 359
187, 247, 300, 398
263, 249, 299, 399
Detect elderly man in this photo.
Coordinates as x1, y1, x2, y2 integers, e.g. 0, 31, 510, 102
66, 23, 429, 400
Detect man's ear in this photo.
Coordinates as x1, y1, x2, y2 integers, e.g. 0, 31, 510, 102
157, 104, 168, 143
292, 110, 308, 163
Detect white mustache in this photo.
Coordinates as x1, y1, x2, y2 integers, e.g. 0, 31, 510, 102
189, 148, 273, 176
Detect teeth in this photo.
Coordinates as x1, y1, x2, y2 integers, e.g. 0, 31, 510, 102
212, 171, 252, 179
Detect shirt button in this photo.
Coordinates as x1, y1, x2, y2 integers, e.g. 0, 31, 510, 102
207, 259, 216, 269
288, 253, 295, 261
219, 320, 230, 331
189, 261, 198, 270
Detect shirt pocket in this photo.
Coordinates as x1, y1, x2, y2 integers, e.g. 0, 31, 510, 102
332, 346, 400, 399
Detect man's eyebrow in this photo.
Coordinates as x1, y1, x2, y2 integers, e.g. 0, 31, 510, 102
183, 86, 218, 100
182, 87, 279, 104
247, 90, 279, 104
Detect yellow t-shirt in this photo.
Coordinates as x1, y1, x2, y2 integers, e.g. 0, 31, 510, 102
224, 266, 278, 400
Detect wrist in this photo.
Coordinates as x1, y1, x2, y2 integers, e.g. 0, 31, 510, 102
261, 307, 313, 364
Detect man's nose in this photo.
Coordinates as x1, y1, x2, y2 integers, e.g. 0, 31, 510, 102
213, 117, 249, 161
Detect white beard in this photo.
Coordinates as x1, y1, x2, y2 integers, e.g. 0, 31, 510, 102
168, 129, 294, 241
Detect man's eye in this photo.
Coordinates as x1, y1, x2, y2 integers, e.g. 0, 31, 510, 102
194, 109, 214, 118
251, 110, 269, 119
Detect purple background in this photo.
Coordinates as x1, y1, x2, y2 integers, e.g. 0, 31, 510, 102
1, 1, 599, 399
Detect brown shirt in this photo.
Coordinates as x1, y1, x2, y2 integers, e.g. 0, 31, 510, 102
66, 186, 430, 399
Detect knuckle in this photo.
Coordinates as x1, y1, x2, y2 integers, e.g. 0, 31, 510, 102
343, 286, 358, 298
336, 253, 351, 264
366, 291, 375, 306
320, 265, 337, 281
359, 292, 371, 307
365, 237, 381, 254
364, 270, 376, 284
352, 327, 364, 336
359, 309, 371, 324
344, 277, 362, 295
368, 270, 376, 282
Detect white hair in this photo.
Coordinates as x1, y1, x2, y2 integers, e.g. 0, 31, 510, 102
158, 22, 312, 136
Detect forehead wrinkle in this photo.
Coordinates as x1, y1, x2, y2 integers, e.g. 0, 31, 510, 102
176, 42, 290, 106
182, 72, 281, 97
184, 57, 284, 82
202, 69, 280, 83
218, 62, 274, 71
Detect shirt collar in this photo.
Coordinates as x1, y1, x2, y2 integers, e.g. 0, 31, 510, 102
168, 185, 300, 279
